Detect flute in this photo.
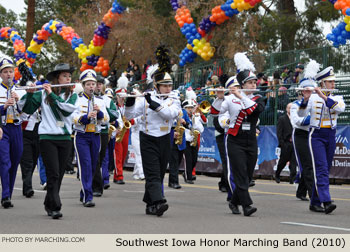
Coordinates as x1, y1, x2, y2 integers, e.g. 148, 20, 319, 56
15, 83, 78, 90
206, 88, 260, 92
295, 88, 338, 92
118, 93, 179, 98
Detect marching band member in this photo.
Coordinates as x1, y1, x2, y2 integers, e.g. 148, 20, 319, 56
298, 65, 345, 214
168, 95, 190, 189
92, 75, 120, 196
73, 70, 109, 207
20, 109, 41, 198
131, 87, 145, 180
21, 63, 78, 218
217, 77, 240, 202
182, 93, 204, 184
290, 61, 317, 202
0, 57, 25, 209
219, 53, 265, 216
125, 45, 181, 216
113, 75, 132, 185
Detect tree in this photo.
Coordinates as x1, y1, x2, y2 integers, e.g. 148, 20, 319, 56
25, 0, 36, 47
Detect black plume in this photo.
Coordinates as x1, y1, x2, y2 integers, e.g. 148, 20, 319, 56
155, 45, 171, 74
18, 62, 34, 86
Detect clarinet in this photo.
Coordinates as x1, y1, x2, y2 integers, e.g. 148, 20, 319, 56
6, 79, 19, 124
90, 90, 97, 126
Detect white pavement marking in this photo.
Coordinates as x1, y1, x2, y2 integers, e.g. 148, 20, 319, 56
123, 190, 185, 193
14, 187, 45, 194
281, 222, 350, 232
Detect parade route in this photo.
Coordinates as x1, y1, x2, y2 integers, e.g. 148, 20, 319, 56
1, 170, 350, 234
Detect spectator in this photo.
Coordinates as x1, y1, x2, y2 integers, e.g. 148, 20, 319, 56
256, 72, 265, 87
170, 58, 178, 83
292, 64, 304, 84
184, 67, 193, 88
107, 69, 118, 88
132, 64, 141, 82
126, 60, 135, 73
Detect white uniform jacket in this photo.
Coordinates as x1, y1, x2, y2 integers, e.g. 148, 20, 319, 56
290, 100, 310, 131
0, 82, 26, 125
218, 93, 256, 129
125, 90, 181, 137
20, 89, 78, 136
297, 92, 345, 129
73, 92, 109, 133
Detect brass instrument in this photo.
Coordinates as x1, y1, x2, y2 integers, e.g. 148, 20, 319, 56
197, 100, 211, 114
190, 113, 200, 147
115, 116, 131, 143
108, 124, 117, 141
6, 79, 20, 124
174, 111, 185, 145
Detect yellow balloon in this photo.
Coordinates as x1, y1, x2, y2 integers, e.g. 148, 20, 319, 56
200, 38, 206, 44
82, 58, 88, 64
193, 39, 199, 46
186, 44, 193, 50
345, 16, 350, 24
197, 49, 203, 55
203, 46, 209, 52
346, 24, 350, 32
192, 46, 198, 53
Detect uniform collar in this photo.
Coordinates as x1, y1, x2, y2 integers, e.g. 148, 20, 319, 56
83, 92, 92, 100
1, 81, 9, 89
322, 91, 331, 97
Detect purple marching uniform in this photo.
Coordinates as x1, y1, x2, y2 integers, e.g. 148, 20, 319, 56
0, 81, 25, 207
298, 86, 345, 212
73, 92, 109, 205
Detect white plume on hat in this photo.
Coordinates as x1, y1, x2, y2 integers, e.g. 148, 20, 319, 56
303, 60, 320, 79
146, 64, 159, 84
117, 74, 129, 90
234, 52, 255, 72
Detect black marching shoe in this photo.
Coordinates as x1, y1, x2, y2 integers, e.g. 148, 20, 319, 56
83, 201, 96, 207
168, 183, 182, 189
249, 180, 256, 187
324, 202, 336, 214
113, 179, 125, 185
51, 211, 63, 219
309, 204, 325, 213
296, 195, 309, 201
25, 190, 34, 198
45, 206, 52, 216
229, 203, 241, 214
1, 198, 13, 208
273, 174, 280, 183
182, 173, 194, 184
243, 205, 257, 216
93, 192, 102, 197
146, 203, 169, 217
103, 184, 110, 190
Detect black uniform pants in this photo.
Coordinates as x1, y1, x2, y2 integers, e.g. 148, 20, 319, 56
168, 142, 184, 185
183, 142, 198, 181
20, 124, 40, 195
140, 132, 171, 206
65, 138, 75, 172
293, 129, 314, 198
216, 134, 229, 190
227, 134, 257, 207
40, 139, 71, 211
276, 142, 297, 182
92, 133, 108, 193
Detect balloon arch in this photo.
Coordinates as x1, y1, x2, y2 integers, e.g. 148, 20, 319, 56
0, 0, 347, 80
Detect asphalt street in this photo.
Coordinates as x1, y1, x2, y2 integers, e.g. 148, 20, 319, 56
1, 170, 350, 234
